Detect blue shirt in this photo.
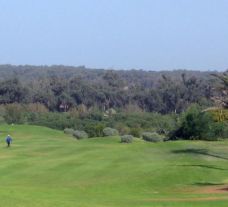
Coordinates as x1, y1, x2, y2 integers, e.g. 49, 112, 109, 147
6, 136, 12, 143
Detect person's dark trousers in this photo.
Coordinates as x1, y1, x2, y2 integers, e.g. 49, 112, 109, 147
7, 142, 10, 147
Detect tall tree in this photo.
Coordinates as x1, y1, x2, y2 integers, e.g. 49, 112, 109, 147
211, 71, 228, 108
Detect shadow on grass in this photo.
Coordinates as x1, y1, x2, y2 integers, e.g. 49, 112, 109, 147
178, 164, 228, 171
172, 148, 228, 160
194, 182, 225, 186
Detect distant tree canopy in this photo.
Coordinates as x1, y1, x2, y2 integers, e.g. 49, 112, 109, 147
211, 71, 228, 108
0, 78, 28, 104
0, 65, 221, 113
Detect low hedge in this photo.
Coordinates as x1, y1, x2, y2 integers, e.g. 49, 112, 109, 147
121, 135, 133, 143
142, 132, 163, 142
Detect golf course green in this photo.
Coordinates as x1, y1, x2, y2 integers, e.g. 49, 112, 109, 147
0, 124, 228, 207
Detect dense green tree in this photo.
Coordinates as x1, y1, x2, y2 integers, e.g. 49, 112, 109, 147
0, 78, 28, 104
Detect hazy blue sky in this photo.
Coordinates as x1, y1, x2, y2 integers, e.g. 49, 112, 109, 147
0, 0, 227, 70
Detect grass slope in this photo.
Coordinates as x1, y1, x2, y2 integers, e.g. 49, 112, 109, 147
0, 124, 228, 207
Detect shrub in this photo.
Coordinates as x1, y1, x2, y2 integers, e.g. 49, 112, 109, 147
130, 128, 141, 138
0, 105, 6, 117
88, 110, 103, 121
26, 103, 48, 113
73, 130, 88, 139
84, 123, 105, 137
206, 122, 228, 140
223, 123, 228, 139
4, 104, 25, 124
121, 135, 133, 143
103, 127, 119, 136
115, 123, 130, 135
27, 112, 74, 130
171, 105, 215, 140
64, 128, 74, 135
142, 132, 163, 142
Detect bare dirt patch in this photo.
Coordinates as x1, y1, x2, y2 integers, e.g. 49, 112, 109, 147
146, 196, 228, 202
146, 185, 228, 202
197, 185, 228, 194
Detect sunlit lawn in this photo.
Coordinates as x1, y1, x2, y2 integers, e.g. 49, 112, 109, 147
0, 124, 228, 207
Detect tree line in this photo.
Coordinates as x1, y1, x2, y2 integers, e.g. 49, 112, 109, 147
0, 65, 222, 113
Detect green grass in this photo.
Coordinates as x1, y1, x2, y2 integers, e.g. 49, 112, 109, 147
0, 124, 228, 206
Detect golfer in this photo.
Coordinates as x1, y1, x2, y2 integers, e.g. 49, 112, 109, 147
6, 135, 12, 147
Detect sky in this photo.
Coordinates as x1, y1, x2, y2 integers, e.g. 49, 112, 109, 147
0, 0, 227, 71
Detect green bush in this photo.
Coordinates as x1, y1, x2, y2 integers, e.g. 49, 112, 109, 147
114, 123, 130, 135
121, 135, 133, 143
103, 127, 119, 136
84, 123, 105, 137
171, 105, 216, 140
64, 128, 74, 135
142, 132, 163, 142
4, 104, 25, 124
28, 112, 75, 130
24, 108, 178, 138
130, 128, 141, 138
73, 130, 88, 139
223, 123, 228, 139
206, 122, 228, 140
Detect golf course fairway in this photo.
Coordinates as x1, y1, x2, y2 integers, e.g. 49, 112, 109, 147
0, 124, 228, 207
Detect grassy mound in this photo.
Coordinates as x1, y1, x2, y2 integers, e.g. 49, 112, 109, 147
0, 124, 228, 207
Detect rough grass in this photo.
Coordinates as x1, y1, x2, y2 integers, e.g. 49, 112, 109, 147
0, 124, 228, 207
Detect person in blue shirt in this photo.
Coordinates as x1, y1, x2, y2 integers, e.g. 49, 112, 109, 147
6, 135, 12, 147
